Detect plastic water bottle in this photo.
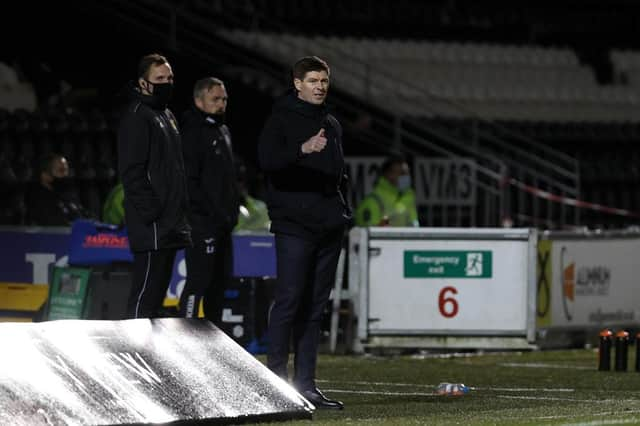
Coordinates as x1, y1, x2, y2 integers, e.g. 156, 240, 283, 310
435, 382, 470, 396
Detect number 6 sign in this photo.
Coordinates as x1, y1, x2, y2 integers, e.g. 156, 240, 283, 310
361, 229, 533, 335
438, 286, 458, 318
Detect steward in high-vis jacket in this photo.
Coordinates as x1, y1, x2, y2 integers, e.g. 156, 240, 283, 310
354, 170, 419, 227
117, 53, 191, 319
102, 181, 125, 226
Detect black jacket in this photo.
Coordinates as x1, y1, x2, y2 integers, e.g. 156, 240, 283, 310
258, 92, 351, 238
26, 182, 85, 226
117, 86, 191, 252
181, 107, 240, 238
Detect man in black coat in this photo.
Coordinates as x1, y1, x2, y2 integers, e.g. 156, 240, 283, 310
27, 153, 88, 226
178, 77, 239, 320
258, 56, 351, 410
117, 53, 191, 319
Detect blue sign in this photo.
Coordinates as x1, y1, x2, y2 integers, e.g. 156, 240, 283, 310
0, 227, 276, 299
68, 220, 133, 265
0, 227, 70, 284
232, 234, 276, 278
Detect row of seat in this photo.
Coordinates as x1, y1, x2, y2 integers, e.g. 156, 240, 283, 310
0, 105, 119, 224
0, 109, 118, 184
219, 30, 640, 122
0, 108, 115, 135
223, 30, 580, 66
0, 136, 117, 184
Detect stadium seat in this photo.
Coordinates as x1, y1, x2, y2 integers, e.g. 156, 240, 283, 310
222, 31, 640, 123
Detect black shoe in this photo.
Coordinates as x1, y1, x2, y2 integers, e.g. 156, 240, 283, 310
300, 387, 344, 410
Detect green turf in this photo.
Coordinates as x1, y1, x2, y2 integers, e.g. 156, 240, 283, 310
259, 348, 640, 425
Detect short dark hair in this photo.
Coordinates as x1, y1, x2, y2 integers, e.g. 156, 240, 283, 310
292, 56, 330, 82
193, 77, 224, 99
137, 53, 169, 79
381, 154, 408, 176
39, 153, 63, 175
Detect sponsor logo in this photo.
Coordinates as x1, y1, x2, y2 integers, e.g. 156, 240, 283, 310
560, 246, 613, 322
588, 309, 634, 323
576, 266, 610, 296
82, 234, 129, 249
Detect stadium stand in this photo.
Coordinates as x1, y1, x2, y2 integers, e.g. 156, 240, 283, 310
6, 0, 640, 229
0, 107, 117, 225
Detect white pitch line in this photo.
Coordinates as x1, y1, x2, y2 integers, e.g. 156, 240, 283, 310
500, 362, 592, 370
498, 395, 640, 404
555, 413, 640, 426
559, 418, 640, 426
524, 409, 640, 423
320, 388, 640, 405
317, 379, 575, 393
474, 387, 574, 392
323, 388, 437, 397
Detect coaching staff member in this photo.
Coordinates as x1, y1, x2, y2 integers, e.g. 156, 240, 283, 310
118, 53, 191, 318
258, 56, 351, 410
178, 77, 239, 320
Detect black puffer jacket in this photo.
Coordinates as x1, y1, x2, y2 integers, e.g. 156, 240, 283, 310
117, 86, 192, 252
180, 107, 239, 238
258, 92, 351, 238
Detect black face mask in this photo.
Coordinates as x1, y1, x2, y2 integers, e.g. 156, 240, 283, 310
145, 80, 173, 109
51, 177, 74, 195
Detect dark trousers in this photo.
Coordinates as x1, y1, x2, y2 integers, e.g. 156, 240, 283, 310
267, 228, 344, 391
179, 233, 231, 322
127, 248, 177, 318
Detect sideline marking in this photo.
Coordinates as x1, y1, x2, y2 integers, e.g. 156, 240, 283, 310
499, 362, 591, 370
317, 379, 575, 393
497, 395, 631, 403
320, 388, 640, 405
323, 388, 437, 397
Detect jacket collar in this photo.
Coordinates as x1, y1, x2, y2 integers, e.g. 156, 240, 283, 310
274, 91, 328, 119
375, 176, 401, 198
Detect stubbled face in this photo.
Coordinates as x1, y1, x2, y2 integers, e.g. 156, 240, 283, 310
294, 70, 329, 105
50, 157, 70, 179
42, 156, 69, 188
139, 63, 174, 95
195, 84, 228, 115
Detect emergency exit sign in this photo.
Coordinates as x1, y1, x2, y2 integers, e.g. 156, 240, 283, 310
404, 251, 492, 278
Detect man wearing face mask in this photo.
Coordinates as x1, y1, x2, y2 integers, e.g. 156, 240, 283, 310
355, 154, 419, 227
117, 53, 191, 319
178, 77, 239, 320
27, 153, 90, 226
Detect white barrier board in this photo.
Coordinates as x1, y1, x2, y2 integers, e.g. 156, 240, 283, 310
350, 227, 537, 344
368, 238, 529, 333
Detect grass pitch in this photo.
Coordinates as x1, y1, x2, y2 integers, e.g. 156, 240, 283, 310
262, 348, 640, 425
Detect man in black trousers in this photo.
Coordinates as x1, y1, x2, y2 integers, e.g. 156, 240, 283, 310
258, 56, 351, 410
179, 77, 239, 320
118, 53, 191, 318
